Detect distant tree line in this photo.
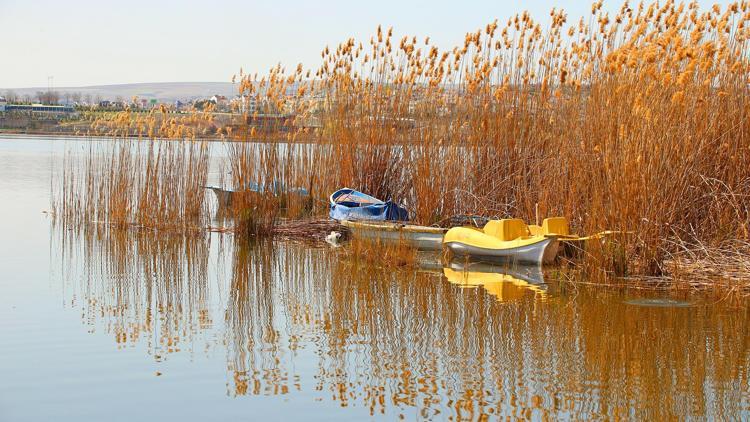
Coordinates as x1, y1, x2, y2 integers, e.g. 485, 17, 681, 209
3, 90, 100, 106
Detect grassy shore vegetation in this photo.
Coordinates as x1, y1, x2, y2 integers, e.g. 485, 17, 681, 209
53, 108, 212, 233
59, 0, 750, 285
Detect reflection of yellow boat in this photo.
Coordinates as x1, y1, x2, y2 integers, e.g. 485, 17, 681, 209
443, 261, 546, 302
444, 218, 560, 265
341, 220, 448, 251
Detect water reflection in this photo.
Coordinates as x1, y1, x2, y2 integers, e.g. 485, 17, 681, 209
55, 223, 213, 358
54, 225, 750, 419
443, 261, 546, 303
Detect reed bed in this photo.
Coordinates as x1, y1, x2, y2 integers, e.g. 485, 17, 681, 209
89, 105, 219, 139
53, 136, 211, 233
78, 0, 750, 283
664, 239, 750, 291
222, 0, 750, 279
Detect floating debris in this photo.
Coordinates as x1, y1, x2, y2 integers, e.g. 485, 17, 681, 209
271, 219, 349, 242
624, 298, 694, 308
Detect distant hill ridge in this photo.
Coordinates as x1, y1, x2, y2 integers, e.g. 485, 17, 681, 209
2, 82, 238, 102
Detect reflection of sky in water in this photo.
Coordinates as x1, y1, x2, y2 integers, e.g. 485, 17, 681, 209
0, 136, 748, 421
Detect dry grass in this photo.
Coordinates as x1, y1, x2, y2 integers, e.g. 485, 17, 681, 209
53, 137, 210, 232
664, 239, 750, 291
71, 1, 750, 284
271, 218, 349, 242
233, 0, 750, 279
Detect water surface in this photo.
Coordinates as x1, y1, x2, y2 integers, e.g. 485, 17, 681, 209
0, 135, 748, 420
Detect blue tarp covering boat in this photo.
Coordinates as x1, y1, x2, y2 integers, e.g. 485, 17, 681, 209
329, 188, 409, 221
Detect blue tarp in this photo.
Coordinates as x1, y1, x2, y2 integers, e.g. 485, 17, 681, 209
329, 188, 409, 221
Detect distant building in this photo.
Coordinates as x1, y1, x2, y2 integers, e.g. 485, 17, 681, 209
4, 104, 76, 115
211, 95, 229, 111
230, 94, 257, 113
0, 96, 6, 112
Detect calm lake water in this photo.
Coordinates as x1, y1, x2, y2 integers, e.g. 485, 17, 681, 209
0, 135, 748, 421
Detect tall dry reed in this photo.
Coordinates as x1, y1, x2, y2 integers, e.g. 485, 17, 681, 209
224, 0, 750, 277
53, 136, 211, 232
82, 1, 750, 279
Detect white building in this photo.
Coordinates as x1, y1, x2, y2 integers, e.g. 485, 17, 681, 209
230, 94, 258, 114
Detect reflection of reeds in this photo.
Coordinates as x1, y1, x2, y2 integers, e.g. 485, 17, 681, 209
221, 240, 749, 419
53, 222, 749, 418
54, 221, 212, 357
343, 236, 418, 268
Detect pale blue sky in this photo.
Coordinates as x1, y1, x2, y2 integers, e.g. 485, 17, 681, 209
0, 0, 733, 88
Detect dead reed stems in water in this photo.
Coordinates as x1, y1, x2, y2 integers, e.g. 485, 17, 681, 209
53, 137, 210, 233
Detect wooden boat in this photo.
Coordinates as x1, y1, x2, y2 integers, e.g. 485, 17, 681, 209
340, 220, 447, 251
206, 186, 237, 207
443, 218, 559, 265
206, 183, 309, 208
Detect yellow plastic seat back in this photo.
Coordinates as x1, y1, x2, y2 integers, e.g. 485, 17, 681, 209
484, 219, 529, 241
528, 225, 543, 236
542, 217, 569, 236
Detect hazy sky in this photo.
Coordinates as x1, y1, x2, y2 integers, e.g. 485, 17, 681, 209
0, 0, 734, 88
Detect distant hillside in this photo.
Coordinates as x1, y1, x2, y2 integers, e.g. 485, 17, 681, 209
1, 82, 237, 102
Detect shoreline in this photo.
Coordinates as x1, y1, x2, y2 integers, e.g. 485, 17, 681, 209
0, 129, 228, 142
0, 129, 322, 144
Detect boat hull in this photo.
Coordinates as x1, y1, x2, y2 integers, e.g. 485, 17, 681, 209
341, 220, 446, 251
208, 187, 235, 207
207, 186, 308, 209
445, 236, 558, 265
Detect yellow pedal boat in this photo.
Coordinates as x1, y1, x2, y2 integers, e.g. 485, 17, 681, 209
444, 218, 563, 265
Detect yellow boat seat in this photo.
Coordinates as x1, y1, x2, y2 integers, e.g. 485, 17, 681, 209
542, 217, 570, 236
528, 225, 543, 236
483, 218, 530, 241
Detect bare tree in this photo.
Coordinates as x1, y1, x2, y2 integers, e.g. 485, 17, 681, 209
4, 90, 18, 102
35, 90, 60, 105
